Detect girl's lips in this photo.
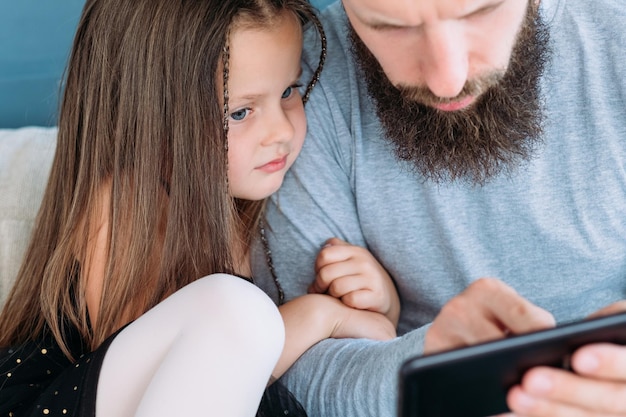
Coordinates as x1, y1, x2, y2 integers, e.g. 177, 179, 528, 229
432, 96, 475, 112
257, 155, 288, 173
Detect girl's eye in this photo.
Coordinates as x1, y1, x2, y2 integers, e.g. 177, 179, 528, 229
281, 86, 294, 99
230, 108, 250, 121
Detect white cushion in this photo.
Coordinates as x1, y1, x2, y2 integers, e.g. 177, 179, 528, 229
0, 126, 57, 306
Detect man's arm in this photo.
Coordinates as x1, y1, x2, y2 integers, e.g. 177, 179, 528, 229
275, 277, 626, 417
280, 327, 428, 417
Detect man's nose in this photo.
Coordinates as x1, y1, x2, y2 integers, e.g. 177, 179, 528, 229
420, 24, 469, 99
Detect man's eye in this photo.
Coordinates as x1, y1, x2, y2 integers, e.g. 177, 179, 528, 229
281, 86, 293, 99
230, 108, 249, 121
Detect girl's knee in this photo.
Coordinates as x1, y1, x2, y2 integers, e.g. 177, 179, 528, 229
184, 274, 285, 353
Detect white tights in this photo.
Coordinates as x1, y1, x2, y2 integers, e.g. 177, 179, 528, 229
95, 274, 285, 417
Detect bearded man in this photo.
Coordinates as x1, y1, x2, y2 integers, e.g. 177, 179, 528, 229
251, 0, 626, 416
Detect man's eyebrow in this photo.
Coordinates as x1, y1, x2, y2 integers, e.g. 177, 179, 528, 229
359, 0, 504, 31
348, 5, 416, 31
367, 20, 420, 31
359, 14, 421, 31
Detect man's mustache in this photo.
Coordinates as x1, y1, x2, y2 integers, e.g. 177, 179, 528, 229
395, 70, 506, 108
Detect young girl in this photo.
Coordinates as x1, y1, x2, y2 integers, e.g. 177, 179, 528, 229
0, 0, 399, 416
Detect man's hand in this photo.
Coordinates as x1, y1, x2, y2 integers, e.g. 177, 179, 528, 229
424, 277, 555, 354
506, 300, 626, 416
310, 237, 400, 326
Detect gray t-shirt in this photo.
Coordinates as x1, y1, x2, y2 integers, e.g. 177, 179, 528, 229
251, 0, 626, 415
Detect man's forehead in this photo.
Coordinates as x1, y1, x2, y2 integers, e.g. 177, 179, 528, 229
343, 0, 506, 28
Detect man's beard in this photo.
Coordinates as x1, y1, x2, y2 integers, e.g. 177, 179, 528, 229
350, 4, 551, 184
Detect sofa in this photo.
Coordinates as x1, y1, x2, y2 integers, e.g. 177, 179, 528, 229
0, 127, 57, 306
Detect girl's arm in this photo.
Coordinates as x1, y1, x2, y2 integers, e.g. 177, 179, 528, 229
272, 293, 395, 379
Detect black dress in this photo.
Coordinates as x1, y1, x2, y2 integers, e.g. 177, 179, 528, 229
0, 323, 306, 417
258, 381, 308, 417
0, 323, 119, 417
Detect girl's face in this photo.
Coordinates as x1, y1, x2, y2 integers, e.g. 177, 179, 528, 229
226, 12, 306, 201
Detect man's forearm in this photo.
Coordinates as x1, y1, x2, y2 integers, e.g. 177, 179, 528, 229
280, 326, 428, 417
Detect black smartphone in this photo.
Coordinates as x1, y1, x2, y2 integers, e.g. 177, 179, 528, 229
398, 311, 626, 417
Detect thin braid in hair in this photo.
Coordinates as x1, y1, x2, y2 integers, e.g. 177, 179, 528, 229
222, 28, 231, 192
302, 11, 326, 105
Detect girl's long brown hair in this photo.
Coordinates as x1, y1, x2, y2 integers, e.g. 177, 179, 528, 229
0, 0, 324, 358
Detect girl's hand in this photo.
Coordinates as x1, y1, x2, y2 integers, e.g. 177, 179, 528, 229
310, 237, 400, 326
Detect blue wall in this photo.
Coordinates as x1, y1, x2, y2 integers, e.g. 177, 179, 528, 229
0, 0, 337, 128
0, 0, 85, 128
312, 0, 335, 9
